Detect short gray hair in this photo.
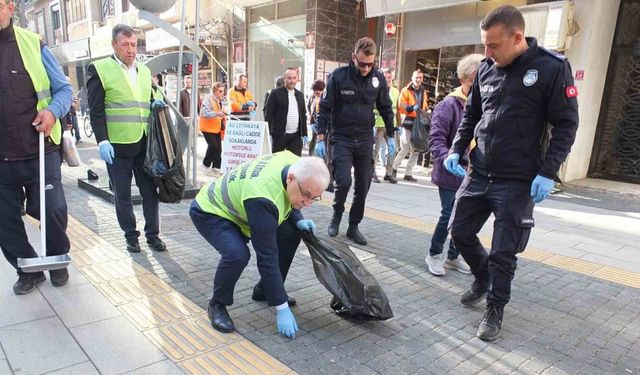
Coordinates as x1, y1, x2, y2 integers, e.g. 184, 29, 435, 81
457, 54, 484, 81
289, 157, 330, 189
112, 24, 135, 41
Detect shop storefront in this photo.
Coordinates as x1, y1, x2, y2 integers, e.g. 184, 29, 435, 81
49, 37, 91, 91
247, 2, 306, 120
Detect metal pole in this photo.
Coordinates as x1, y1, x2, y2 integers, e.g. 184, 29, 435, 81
39, 132, 46, 257
191, 1, 200, 186
176, 0, 188, 111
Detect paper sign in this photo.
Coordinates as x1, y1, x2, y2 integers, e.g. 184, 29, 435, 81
220, 120, 271, 173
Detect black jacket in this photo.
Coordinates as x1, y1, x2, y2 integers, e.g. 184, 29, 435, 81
265, 86, 307, 137
317, 63, 395, 142
452, 38, 579, 182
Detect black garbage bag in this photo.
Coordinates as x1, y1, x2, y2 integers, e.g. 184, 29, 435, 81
301, 232, 393, 320
144, 106, 185, 203
410, 108, 431, 153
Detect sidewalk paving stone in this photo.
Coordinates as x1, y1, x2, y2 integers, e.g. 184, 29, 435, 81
0, 317, 87, 375
45, 362, 100, 375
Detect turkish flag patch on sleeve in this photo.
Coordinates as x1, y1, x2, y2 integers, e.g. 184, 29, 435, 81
565, 85, 578, 98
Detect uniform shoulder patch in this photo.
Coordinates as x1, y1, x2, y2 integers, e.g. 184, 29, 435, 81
540, 46, 566, 61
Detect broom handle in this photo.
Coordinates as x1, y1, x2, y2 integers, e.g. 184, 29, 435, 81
39, 132, 46, 257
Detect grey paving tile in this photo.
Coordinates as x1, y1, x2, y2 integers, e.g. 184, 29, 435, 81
70, 316, 166, 375
39, 282, 120, 328
0, 360, 10, 375
0, 270, 54, 329
0, 317, 87, 375
45, 361, 100, 374
122, 359, 185, 374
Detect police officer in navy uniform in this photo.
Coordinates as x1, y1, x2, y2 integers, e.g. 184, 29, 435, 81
316, 37, 396, 246
444, 5, 579, 341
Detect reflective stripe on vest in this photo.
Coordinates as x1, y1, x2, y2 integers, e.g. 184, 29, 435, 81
14, 26, 62, 145
93, 57, 152, 144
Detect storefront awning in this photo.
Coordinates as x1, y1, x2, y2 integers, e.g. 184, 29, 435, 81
49, 38, 90, 65
365, 0, 478, 18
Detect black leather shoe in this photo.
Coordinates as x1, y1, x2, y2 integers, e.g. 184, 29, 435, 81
251, 285, 297, 306
346, 224, 367, 245
13, 272, 46, 295
50, 268, 69, 287
207, 302, 234, 333
372, 175, 381, 183
403, 175, 418, 182
147, 237, 167, 252
126, 239, 141, 253
383, 174, 398, 184
325, 184, 334, 193
461, 279, 488, 306
477, 305, 503, 341
328, 214, 341, 237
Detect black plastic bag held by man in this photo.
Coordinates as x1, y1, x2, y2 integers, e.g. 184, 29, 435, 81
302, 232, 393, 320
144, 106, 185, 203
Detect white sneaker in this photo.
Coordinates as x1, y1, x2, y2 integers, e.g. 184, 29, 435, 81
444, 257, 471, 274
425, 254, 445, 276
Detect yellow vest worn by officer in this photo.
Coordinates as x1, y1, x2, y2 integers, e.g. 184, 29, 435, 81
195, 151, 300, 237
14, 26, 61, 144
93, 57, 156, 144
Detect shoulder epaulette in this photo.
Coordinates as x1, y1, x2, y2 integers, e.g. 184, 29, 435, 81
540, 46, 566, 61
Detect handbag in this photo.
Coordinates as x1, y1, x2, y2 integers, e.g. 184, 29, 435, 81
61, 130, 81, 167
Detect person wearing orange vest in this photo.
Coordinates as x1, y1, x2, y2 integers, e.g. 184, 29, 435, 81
229, 75, 255, 121
392, 69, 429, 182
200, 82, 226, 170
0, 0, 73, 294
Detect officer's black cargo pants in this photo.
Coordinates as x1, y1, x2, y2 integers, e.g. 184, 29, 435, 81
449, 173, 535, 307
331, 139, 373, 225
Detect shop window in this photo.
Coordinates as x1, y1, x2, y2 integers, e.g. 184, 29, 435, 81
122, 0, 129, 12
64, 0, 86, 24
277, 0, 305, 19
101, 0, 115, 22
249, 4, 276, 23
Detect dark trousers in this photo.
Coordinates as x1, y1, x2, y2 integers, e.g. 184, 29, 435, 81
69, 114, 81, 141
449, 173, 534, 307
272, 131, 303, 156
189, 201, 300, 306
0, 152, 70, 275
332, 139, 374, 224
106, 150, 159, 242
308, 131, 317, 156
429, 187, 459, 259
202, 132, 222, 169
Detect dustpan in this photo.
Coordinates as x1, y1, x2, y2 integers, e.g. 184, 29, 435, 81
17, 132, 72, 272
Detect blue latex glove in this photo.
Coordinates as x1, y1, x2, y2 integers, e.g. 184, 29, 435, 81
276, 307, 298, 338
246, 100, 256, 107
151, 99, 166, 110
530, 175, 554, 203
302, 136, 309, 145
396, 127, 404, 137
99, 141, 115, 165
315, 140, 326, 158
387, 138, 395, 158
413, 104, 419, 112
296, 219, 316, 232
444, 153, 466, 177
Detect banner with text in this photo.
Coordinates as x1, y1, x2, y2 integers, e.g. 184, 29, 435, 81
220, 120, 271, 172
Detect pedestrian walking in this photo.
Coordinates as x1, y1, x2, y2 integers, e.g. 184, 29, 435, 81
425, 53, 484, 276
87, 24, 168, 253
265, 67, 307, 156
374, 68, 400, 184
229, 75, 255, 121
0, 0, 73, 294
199, 82, 226, 170
263, 76, 283, 119
445, 5, 579, 341
393, 69, 429, 183
190, 152, 329, 337
307, 79, 325, 156
316, 37, 396, 245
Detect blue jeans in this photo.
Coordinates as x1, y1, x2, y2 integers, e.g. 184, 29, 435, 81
428, 187, 459, 259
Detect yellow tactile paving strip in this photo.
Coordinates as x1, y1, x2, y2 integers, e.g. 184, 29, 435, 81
66, 216, 298, 375
318, 200, 640, 289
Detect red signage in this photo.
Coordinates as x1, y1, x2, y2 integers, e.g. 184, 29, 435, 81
575, 70, 584, 81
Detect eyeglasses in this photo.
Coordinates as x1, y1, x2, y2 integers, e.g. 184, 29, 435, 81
353, 54, 375, 69
296, 180, 321, 202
